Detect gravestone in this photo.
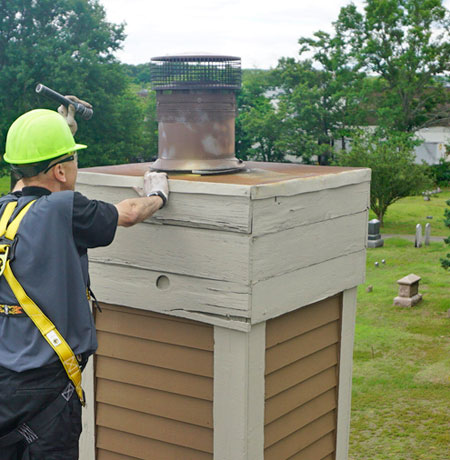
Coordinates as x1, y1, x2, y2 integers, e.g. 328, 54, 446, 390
415, 224, 422, 248
424, 223, 431, 246
393, 273, 423, 307
368, 219, 384, 248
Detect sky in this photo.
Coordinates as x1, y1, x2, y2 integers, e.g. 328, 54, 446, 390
100, 0, 450, 69
98, 0, 363, 69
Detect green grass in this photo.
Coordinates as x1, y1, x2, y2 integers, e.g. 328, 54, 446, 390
369, 188, 450, 235
349, 238, 450, 460
0, 175, 10, 195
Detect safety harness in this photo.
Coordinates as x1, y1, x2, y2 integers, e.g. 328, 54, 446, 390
0, 200, 85, 406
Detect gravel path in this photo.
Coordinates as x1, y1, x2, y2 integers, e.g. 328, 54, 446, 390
381, 233, 446, 242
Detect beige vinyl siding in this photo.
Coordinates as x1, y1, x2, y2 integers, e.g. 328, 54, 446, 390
264, 295, 341, 460
95, 303, 214, 460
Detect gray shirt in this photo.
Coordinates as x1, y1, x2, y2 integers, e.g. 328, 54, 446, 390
0, 187, 118, 372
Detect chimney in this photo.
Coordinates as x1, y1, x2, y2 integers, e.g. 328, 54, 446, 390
149, 54, 245, 174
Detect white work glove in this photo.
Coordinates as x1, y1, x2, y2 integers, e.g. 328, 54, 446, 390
134, 171, 169, 208
58, 95, 92, 135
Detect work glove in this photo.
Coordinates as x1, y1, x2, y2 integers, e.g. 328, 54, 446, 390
134, 171, 169, 208
58, 95, 92, 135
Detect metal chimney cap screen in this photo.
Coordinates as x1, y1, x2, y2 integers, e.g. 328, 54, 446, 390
150, 54, 241, 91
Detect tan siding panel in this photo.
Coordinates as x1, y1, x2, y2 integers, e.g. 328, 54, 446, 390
96, 379, 212, 428
265, 344, 339, 398
265, 389, 337, 448
264, 295, 341, 459
96, 306, 213, 351
264, 412, 335, 460
286, 432, 336, 460
265, 321, 340, 374
97, 403, 213, 453
266, 296, 340, 348
96, 356, 213, 401
97, 450, 143, 460
96, 330, 213, 377
95, 306, 213, 459
96, 426, 213, 460
321, 455, 335, 460
265, 367, 338, 424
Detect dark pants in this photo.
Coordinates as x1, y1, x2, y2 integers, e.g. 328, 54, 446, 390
0, 362, 82, 460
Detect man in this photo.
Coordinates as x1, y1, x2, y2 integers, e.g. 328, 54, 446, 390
0, 98, 169, 460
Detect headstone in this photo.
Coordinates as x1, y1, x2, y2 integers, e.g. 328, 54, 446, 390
382, 259, 386, 264
393, 273, 423, 307
425, 223, 431, 246
375, 261, 379, 267
415, 224, 422, 248
367, 219, 384, 248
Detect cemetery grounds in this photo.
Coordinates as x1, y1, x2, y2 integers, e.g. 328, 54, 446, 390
350, 188, 449, 459
0, 177, 448, 458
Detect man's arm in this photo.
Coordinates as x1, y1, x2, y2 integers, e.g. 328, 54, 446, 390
115, 171, 169, 227
115, 195, 163, 227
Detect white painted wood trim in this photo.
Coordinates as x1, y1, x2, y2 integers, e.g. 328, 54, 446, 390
80, 356, 96, 460
250, 170, 371, 200
88, 261, 251, 324
77, 168, 370, 201
77, 171, 251, 196
251, 181, 370, 237
77, 182, 252, 233
251, 250, 366, 323
214, 323, 266, 459
336, 287, 358, 460
251, 212, 367, 282
247, 323, 266, 459
90, 222, 251, 283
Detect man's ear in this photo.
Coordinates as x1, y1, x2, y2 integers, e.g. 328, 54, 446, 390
52, 164, 67, 183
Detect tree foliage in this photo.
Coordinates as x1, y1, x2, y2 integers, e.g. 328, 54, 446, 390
0, 0, 151, 174
334, 128, 432, 224
334, 0, 450, 131
235, 69, 287, 162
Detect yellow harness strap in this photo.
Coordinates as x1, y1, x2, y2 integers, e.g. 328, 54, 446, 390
0, 201, 84, 405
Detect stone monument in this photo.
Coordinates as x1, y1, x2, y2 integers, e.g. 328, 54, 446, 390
424, 223, 431, 246
368, 219, 384, 248
415, 224, 423, 248
393, 273, 423, 307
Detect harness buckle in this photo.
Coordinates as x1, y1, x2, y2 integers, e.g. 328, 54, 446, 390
0, 244, 10, 277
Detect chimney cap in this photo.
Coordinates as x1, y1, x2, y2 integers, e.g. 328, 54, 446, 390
151, 53, 241, 62
150, 53, 241, 91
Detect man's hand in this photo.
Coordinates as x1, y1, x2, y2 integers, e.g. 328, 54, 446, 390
116, 172, 170, 227
134, 171, 169, 207
57, 95, 92, 135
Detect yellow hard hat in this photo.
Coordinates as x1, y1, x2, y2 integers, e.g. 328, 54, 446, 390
4, 109, 87, 164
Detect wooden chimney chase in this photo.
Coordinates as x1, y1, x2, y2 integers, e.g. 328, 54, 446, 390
77, 162, 370, 460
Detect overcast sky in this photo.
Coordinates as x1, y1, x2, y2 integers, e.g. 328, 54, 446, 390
100, 0, 448, 69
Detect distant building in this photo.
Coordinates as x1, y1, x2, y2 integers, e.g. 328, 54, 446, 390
414, 126, 449, 165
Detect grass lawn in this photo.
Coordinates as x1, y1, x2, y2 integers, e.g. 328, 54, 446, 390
369, 188, 450, 236
0, 175, 10, 195
349, 238, 450, 460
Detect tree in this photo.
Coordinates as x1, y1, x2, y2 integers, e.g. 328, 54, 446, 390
441, 199, 450, 270
334, 128, 432, 224
236, 69, 287, 162
122, 63, 151, 85
271, 54, 365, 164
334, 0, 450, 131
0, 0, 150, 173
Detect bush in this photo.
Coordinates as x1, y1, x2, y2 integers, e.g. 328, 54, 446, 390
429, 158, 450, 186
